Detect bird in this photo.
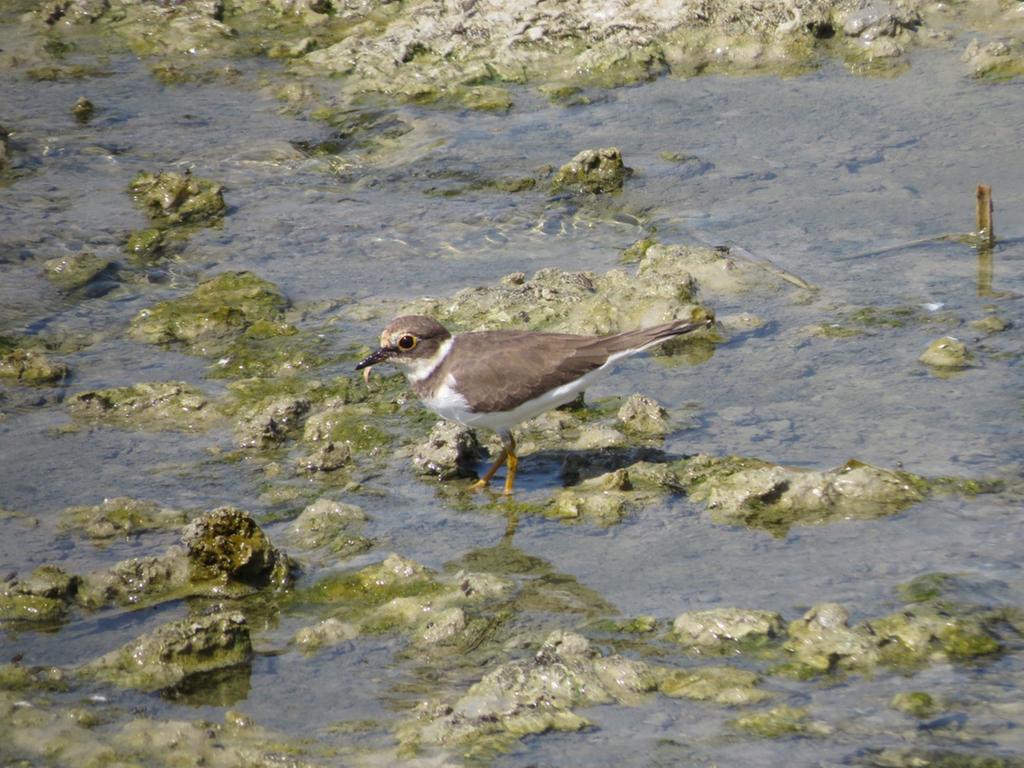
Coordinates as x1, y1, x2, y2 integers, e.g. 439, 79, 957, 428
356, 314, 713, 494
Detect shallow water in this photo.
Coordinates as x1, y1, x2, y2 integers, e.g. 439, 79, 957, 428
2, 24, 1023, 768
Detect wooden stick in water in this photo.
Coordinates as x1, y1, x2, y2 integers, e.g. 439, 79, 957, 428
975, 184, 994, 247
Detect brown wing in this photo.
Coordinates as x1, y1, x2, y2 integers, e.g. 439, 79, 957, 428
443, 331, 611, 413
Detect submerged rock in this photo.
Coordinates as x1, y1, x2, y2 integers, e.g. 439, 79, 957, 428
890, 690, 941, 718
77, 552, 191, 608
551, 147, 630, 194
71, 95, 94, 122
81, 611, 251, 692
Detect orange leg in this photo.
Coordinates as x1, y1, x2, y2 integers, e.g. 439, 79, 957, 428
470, 433, 518, 494
469, 445, 508, 491
502, 439, 518, 496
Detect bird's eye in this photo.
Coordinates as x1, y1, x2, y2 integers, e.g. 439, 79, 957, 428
397, 334, 417, 351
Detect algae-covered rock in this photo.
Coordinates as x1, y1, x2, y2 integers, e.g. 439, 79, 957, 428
234, 396, 310, 449
76, 552, 191, 608
639, 243, 783, 297
301, 401, 391, 454
0, 688, 324, 766
129, 170, 225, 227
288, 498, 370, 557
0, 337, 69, 385
295, 441, 352, 474
71, 95, 94, 122
729, 704, 831, 738
412, 420, 483, 480
67, 381, 219, 431
865, 607, 1001, 666
551, 147, 630, 195
129, 271, 288, 350
962, 37, 1024, 82
42, 252, 116, 293
181, 506, 294, 589
778, 601, 1002, 678
970, 314, 1009, 334
124, 227, 166, 259
403, 630, 657, 751
129, 272, 323, 377
0, 566, 80, 624
294, 617, 360, 650
679, 455, 928, 536
919, 336, 970, 369
77, 509, 293, 607
303, 553, 441, 610
780, 603, 881, 676
60, 497, 188, 541
81, 611, 251, 692
673, 607, 784, 651
550, 469, 637, 526
617, 393, 671, 437
295, 556, 514, 649
890, 690, 940, 718
397, 244, 715, 338
659, 665, 771, 705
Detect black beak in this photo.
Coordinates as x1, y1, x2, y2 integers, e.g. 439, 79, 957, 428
355, 346, 394, 370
